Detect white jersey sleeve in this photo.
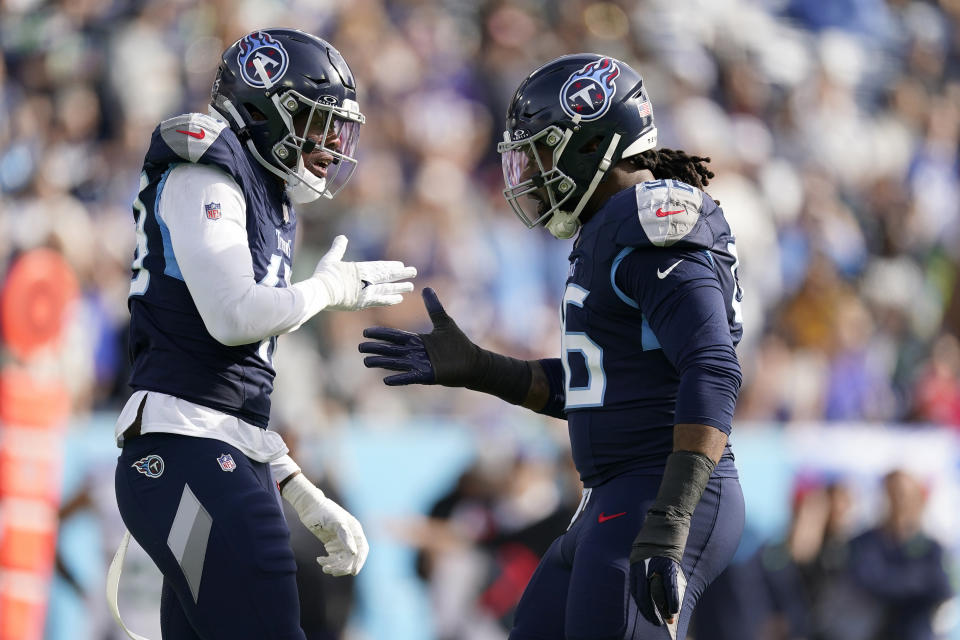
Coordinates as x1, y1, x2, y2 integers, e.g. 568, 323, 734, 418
158, 164, 331, 346
270, 454, 302, 484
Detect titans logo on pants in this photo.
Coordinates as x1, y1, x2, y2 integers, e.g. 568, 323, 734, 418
237, 31, 289, 88
132, 454, 165, 478
559, 57, 620, 122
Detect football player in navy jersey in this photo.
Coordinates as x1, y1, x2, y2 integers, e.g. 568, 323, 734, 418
360, 54, 744, 639
111, 30, 416, 639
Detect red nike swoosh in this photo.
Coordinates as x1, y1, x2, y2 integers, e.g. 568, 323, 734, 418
656, 207, 684, 217
176, 128, 205, 140
597, 511, 627, 523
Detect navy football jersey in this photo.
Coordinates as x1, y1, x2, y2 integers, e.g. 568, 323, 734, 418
127, 113, 296, 428
561, 179, 742, 486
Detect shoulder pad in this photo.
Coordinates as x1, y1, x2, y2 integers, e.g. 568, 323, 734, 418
158, 113, 230, 163
632, 179, 704, 247
613, 179, 727, 249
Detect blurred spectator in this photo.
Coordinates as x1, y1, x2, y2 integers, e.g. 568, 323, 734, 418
847, 469, 954, 640
395, 452, 580, 640
757, 478, 833, 640
694, 476, 866, 640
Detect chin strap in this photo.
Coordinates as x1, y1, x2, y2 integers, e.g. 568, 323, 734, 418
545, 210, 580, 240
546, 133, 622, 239
216, 98, 292, 182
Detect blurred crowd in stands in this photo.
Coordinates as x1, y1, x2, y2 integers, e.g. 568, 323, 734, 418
3, 0, 960, 638
6, 0, 960, 430
409, 463, 954, 640
695, 469, 954, 640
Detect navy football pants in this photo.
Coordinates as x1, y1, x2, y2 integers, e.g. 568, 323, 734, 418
115, 433, 306, 640
509, 473, 744, 640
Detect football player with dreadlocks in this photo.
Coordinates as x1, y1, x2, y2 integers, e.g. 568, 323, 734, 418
111, 30, 416, 639
360, 54, 745, 639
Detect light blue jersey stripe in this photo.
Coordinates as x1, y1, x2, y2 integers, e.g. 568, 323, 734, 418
154, 166, 184, 281
609, 246, 661, 350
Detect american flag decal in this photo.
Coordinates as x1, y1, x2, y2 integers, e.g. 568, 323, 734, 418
637, 101, 652, 117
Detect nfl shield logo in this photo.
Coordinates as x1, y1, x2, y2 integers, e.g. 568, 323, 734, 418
205, 202, 221, 220
217, 453, 237, 472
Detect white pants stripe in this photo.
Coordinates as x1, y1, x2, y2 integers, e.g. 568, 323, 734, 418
167, 483, 213, 602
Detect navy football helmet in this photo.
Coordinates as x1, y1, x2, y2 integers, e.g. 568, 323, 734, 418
211, 29, 365, 202
498, 54, 657, 238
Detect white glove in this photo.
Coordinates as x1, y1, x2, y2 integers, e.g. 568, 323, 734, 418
314, 235, 417, 311
281, 473, 369, 576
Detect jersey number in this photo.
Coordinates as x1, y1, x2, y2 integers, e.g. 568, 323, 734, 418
561, 284, 606, 408
727, 241, 744, 325
256, 252, 291, 365
129, 172, 150, 296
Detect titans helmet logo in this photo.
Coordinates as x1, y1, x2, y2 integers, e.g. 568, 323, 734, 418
559, 58, 621, 122
237, 31, 289, 89
132, 455, 165, 478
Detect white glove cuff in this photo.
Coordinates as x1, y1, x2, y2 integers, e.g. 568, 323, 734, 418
280, 472, 327, 516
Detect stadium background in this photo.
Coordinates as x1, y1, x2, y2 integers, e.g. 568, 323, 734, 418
1, 0, 960, 638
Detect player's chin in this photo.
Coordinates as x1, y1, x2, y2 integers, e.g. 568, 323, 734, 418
524, 195, 548, 219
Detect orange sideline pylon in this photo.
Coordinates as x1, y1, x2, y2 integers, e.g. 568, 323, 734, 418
0, 249, 78, 640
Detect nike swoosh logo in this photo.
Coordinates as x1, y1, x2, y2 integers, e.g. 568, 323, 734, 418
597, 511, 627, 523
176, 128, 206, 140
656, 207, 684, 217
657, 260, 684, 279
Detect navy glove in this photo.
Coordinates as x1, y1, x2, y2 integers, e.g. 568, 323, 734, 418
360, 288, 532, 404
360, 288, 478, 386
358, 326, 436, 385
627, 450, 714, 636
629, 555, 686, 637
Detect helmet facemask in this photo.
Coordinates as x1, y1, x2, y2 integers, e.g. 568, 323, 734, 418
498, 122, 628, 239
270, 90, 364, 203
497, 126, 577, 230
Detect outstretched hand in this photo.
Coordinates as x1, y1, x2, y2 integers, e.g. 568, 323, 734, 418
359, 326, 436, 386
359, 288, 480, 387
314, 235, 417, 311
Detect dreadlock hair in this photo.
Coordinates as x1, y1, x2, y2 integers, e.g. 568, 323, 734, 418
630, 147, 715, 190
